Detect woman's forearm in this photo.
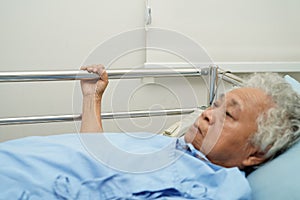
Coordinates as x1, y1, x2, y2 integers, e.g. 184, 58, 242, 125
80, 64, 108, 133
80, 95, 103, 133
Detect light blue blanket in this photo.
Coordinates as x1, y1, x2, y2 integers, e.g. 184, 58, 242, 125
0, 133, 250, 199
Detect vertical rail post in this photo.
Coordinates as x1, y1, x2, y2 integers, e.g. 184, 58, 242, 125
208, 65, 218, 105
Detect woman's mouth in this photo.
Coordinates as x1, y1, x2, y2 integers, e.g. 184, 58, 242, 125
193, 123, 203, 137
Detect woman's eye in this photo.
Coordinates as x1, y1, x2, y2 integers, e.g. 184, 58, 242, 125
226, 111, 233, 118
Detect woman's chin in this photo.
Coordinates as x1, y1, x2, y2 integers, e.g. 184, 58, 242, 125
184, 126, 200, 143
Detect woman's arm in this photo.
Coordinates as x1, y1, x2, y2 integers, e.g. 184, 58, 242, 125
80, 65, 108, 133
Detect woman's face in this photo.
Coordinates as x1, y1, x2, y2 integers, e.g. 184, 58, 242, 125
184, 87, 271, 169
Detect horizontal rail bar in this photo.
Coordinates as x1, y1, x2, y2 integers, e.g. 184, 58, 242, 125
0, 108, 198, 125
218, 69, 244, 86
0, 71, 99, 82
144, 63, 245, 86
0, 68, 208, 82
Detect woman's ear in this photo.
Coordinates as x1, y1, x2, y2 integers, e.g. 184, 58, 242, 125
242, 151, 267, 168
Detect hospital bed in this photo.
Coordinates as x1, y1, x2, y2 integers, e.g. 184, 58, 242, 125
0, 65, 299, 199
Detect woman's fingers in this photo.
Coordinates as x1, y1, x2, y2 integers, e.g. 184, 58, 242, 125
80, 65, 88, 70
80, 64, 108, 84
81, 64, 105, 76
100, 69, 108, 82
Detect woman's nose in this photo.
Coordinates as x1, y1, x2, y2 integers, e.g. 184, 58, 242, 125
201, 107, 215, 125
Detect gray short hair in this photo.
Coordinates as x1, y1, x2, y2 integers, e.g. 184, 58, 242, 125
244, 73, 300, 159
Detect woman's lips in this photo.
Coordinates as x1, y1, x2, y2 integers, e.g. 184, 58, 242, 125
198, 127, 204, 137
193, 123, 204, 137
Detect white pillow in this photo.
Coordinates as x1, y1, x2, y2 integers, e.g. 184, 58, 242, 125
247, 141, 300, 200
284, 75, 300, 94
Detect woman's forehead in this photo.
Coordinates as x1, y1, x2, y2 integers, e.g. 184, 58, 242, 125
226, 88, 271, 111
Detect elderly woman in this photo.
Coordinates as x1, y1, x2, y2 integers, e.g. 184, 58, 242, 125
0, 65, 299, 199
80, 65, 300, 171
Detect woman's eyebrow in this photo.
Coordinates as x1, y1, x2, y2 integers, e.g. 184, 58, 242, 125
229, 98, 241, 110
216, 93, 241, 109
231, 99, 240, 106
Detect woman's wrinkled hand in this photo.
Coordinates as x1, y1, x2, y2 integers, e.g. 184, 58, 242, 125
80, 64, 109, 100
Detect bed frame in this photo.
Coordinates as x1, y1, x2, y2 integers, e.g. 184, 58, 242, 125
0, 65, 242, 126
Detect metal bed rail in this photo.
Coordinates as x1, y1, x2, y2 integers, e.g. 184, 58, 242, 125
0, 67, 243, 85
0, 68, 207, 82
0, 108, 197, 125
218, 69, 244, 86
0, 66, 243, 126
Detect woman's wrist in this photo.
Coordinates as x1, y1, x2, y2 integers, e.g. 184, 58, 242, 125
83, 94, 102, 102
81, 93, 103, 133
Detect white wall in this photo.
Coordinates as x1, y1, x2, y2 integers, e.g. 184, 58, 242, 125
146, 0, 300, 62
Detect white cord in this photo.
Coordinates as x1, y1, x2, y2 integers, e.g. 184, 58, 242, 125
145, 0, 152, 30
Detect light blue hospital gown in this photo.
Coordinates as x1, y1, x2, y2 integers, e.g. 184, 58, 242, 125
0, 133, 251, 199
